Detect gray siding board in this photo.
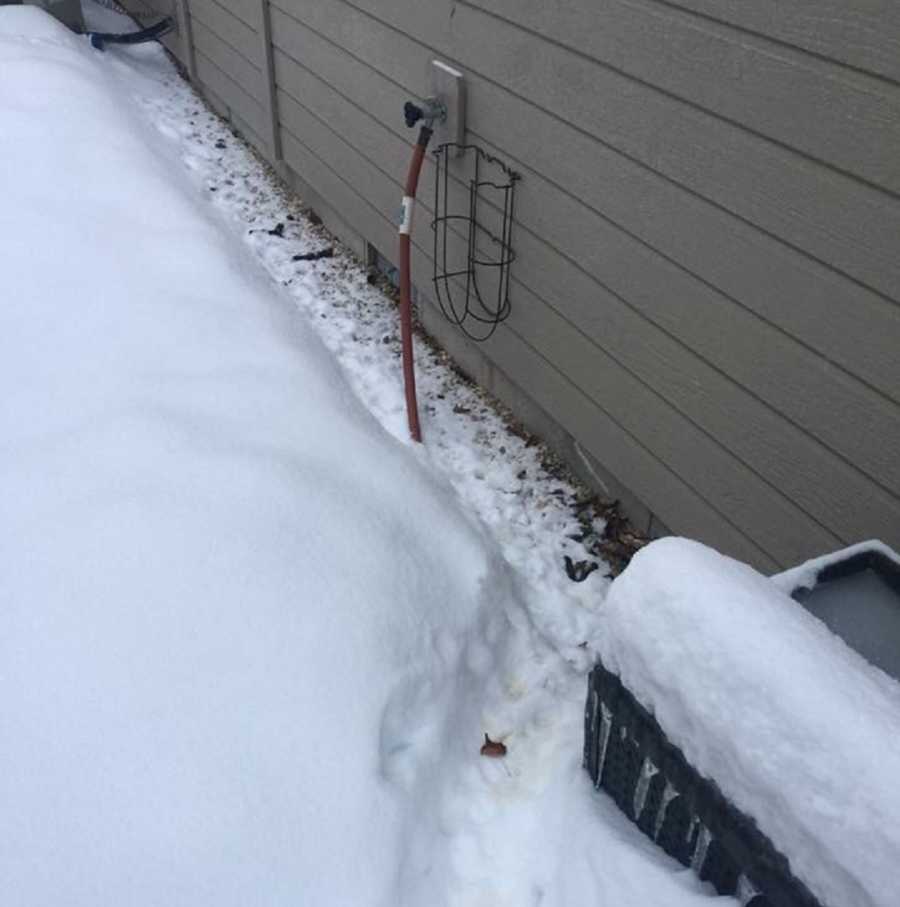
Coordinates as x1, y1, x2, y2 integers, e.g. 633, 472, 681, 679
123, 0, 900, 568
661, 0, 900, 84
190, 0, 261, 67
533, 270, 900, 551
271, 9, 900, 555
469, 0, 900, 194
273, 79, 884, 561
470, 131, 900, 494
190, 0, 281, 162
277, 126, 783, 570
485, 331, 786, 572
270, 18, 900, 498
256, 0, 284, 161
193, 50, 270, 152
207, 0, 259, 32
303, 0, 900, 302
192, 20, 267, 107
196, 80, 230, 122
271, 2, 900, 406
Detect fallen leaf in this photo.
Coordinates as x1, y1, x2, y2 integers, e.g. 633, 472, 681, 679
480, 733, 507, 758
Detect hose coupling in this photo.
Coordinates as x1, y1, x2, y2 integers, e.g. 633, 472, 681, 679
403, 98, 446, 129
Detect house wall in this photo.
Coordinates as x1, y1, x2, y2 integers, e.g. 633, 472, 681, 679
122, 0, 900, 571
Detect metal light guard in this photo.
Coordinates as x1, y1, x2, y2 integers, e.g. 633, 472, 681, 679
431, 143, 519, 342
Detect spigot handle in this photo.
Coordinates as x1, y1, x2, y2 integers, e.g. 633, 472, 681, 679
404, 102, 424, 128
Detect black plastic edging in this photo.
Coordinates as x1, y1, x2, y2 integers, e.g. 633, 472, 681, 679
584, 661, 823, 907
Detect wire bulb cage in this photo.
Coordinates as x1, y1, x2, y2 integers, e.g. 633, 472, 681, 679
431, 143, 520, 342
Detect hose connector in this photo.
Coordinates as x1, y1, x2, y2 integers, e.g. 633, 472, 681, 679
403, 98, 445, 129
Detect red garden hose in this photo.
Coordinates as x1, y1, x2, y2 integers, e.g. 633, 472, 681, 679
398, 124, 434, 443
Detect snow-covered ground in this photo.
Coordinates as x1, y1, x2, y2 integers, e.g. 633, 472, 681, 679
0, 6, 728, 906
10, 5, 897, 906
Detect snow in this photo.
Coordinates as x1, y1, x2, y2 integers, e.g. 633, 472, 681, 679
1, 6, 729, 906
1, 8, 486, 904
594, 537, 900, 907
771, 539, 900, 596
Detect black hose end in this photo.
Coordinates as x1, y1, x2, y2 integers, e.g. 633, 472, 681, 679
404, 101, 424, 129
87, 17, 175, 51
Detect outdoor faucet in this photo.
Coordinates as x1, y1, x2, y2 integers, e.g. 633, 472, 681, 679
403, 98, 446, 129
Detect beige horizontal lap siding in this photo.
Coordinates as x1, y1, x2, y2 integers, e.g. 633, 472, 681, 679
192, 19, 266, 108
661, 0, 900, 85
470, 0, 900, 193
188, 0, 267, 145
263, 0, 900, 568
138, 0, 898, 569
163, 0, 276, 158
193, 48, 269, 151
278, 1, 900, 406
190, 0, 259, 64
269, 19, 898, 503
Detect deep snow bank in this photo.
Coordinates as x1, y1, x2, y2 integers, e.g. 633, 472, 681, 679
595, 537, 900, 907
0, 9, 495, 905
1, 8, 738, 905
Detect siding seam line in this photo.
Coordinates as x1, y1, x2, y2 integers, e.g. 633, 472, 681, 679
191, 14, 264, 76
257, 0, 283, 160
173, 0, 197, 79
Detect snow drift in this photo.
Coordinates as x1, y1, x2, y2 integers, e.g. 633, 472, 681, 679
595, 537, 900, 907
0, 8, 728, 907
0, 8, 494, 904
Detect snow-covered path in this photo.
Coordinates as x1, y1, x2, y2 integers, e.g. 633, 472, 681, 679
1, 6, 727, 905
